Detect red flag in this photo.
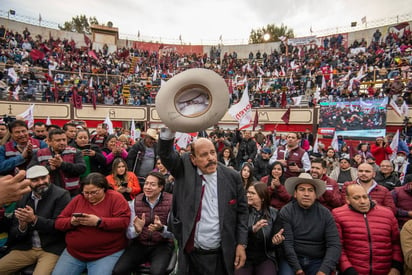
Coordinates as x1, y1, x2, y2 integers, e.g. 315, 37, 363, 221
91, 90, 97, 110
29, 49, 45, 61
253, 110, 259, 131
88, 50, 98, 60
53, 85, 58, 102
228, 79, 233, 94
72, 87, 83, 109
281, 107, 291, 124
44, 73, 53, 82
281, 92, 287, 108
84, 34, 91, 46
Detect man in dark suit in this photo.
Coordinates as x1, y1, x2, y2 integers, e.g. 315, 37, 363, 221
158, 128, 248, 275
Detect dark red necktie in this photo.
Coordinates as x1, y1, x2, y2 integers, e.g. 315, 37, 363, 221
184, 175, 206, 253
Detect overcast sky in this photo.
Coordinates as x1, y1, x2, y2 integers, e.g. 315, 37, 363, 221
2, 0, 411, 44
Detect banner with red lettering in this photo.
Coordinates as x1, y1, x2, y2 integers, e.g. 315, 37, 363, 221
228, 86, 252, 130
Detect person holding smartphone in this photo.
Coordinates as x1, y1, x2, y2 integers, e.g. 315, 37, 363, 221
106, 158, 141, 201
102, 135, 128, 175
74, 129, 106, 179
53, 173, 130, 275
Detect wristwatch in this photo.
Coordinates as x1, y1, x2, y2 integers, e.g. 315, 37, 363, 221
96, 218, 102, 227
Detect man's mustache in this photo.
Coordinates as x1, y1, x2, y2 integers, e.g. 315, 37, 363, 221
206, 161, 217, 167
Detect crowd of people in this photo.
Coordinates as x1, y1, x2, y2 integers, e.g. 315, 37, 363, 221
2, 115, 412, 274
0, 25, 412, 109
1, 20, 412, 275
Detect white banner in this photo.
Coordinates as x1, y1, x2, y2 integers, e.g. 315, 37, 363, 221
287, 36, 319, 46
228, 86, 252, 130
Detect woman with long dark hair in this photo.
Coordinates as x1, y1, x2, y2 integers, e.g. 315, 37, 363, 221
260, 161, 291, 210
235, 182, 284, 275
218, 146, 237, 169
240, 162, 256, 190
101, 134, 128, 175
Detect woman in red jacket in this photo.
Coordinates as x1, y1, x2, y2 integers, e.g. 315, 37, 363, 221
261, 161, 291, 210
106, 158, 141, 201
370, 136, 393, 165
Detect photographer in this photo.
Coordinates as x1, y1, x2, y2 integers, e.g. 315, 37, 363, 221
106, 158, 141, 201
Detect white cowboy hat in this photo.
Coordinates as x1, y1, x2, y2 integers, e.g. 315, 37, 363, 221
155, 68, 229, 133
285, 173, 326, 198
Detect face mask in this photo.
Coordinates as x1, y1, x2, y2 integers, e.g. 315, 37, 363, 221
395, 156, 405, 163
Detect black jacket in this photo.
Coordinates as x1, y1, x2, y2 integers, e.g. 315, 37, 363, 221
9, 184, 71, 255
374, 171, 401, 191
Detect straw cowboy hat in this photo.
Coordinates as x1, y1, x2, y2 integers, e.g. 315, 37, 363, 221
142, 128, 158, 140
285, 173, 326, 198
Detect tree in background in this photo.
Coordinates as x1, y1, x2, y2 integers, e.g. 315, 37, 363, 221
58, 15, 99, 34
249, 23, 294, 44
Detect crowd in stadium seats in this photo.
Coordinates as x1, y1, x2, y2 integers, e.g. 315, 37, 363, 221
0, 24, 411, 108
2, 118, 412, 274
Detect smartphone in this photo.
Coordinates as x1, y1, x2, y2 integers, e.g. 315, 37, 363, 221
72, 213, 85, 217
289, 161, 296, 166
84, 144, 91, 150
120, 182, 128, 187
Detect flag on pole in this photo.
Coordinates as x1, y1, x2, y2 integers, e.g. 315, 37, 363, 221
281, 107, 291, 124
13, 85, 20, 100
253, 110, 259, 131
361, 16, 367, 24
18, 104, 35, 128
88, 50, 98, 60
46, 116, 51, 125
321, 75, 326, 89
104, 115, 114, 135
8, 68, 18, 83
390, 99, 402, 117
152, 68, 158, 82
228, 86, 252, 130
175, 132, 193, 151
292, 95, 303, 106
313, 135, 319, 153
72, 87, 83, 109
130, 118, 137, 141
84, 34, 91, 46
389, 130, 399, 161
331, 131, 339, 151
401, 100, 409, 117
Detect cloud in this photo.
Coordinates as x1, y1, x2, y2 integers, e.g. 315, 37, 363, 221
3, 0, 411, 43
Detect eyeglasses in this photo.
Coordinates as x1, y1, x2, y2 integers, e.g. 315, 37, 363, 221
82, 189, 102, 196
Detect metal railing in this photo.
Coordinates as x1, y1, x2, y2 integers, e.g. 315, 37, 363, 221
1, 9, 411, 44
312, 13, 412, 37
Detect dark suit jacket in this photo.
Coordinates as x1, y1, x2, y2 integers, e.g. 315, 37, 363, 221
8, 184, 71, 255
158, 138, 248, 275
